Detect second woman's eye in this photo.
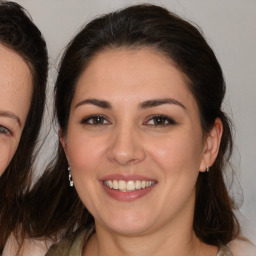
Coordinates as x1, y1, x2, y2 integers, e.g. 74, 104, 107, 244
0, 125, 11, 135
145, 115, 177, 127
81, 115, 110, 125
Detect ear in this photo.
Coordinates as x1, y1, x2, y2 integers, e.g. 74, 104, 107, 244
199, 118, 223, 172
59, 128, 68, 155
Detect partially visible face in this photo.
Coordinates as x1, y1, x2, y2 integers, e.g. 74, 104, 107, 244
0, 44, 32, 176
62, 48, 210, 236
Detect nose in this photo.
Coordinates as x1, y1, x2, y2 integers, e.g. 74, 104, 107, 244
106, 123, 146, 166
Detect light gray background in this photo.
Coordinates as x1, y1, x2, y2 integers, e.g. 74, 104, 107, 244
13, 0, 256, 242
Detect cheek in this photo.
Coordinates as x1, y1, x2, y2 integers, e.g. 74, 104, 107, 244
65, 133, 107, 214
66, 133, 105, 177
144, 132, 202, 216
146, 131, 203, 174
0, 139, 17, 175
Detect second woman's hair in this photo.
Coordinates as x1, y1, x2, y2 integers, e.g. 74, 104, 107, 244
0, 0, 48, 251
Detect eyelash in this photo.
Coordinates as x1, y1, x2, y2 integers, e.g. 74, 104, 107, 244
80, 115, 110, 126
145, 115, 177, 127
0, 125, 11, 135
80, 114, 177, 127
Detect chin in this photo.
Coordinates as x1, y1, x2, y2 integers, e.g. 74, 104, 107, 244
98, 211, 155, 236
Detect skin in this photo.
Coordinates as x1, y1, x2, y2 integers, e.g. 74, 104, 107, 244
61, 48, 223, 256
0, 43, 32, 176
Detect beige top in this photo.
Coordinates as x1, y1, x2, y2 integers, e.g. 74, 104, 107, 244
45, 230, 233, 256
3, 231, 256, 255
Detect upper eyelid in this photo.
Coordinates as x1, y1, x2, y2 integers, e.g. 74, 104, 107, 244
0, 117, 21, 132
144, 115, 177, 125
81, 114, 110, 123
0, 112, 21, 127
145, 114, 176, 121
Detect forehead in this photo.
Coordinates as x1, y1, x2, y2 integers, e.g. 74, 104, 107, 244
0, 43, 32, 84
0, 43, 32, 126
73, 48, 194, 105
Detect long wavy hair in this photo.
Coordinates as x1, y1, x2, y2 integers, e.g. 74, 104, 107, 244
0, 1, 48, 252
25, 4, 239, 246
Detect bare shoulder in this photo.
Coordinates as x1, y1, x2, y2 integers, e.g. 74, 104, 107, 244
2, 232, 53, 256
228, 238, 256, 256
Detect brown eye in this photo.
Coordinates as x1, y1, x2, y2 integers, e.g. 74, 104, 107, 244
146, 115, 177, 127
81, 115, 110, 125
90, 116, 105, 125
153, 116, 168, 125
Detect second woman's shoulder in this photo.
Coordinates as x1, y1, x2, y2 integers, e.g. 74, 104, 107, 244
2, 232, 52, 256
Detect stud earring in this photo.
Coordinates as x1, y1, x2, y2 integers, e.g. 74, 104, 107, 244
206, 166, 210, 172
68, 166, 74, 187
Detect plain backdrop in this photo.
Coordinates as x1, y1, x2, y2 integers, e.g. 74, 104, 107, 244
13, 0, 256, 242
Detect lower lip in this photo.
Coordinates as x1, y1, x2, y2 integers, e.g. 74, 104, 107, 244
101, 182, 156, 201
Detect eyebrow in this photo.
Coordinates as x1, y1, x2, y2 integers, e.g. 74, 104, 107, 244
0, 111, 21, 127
75, 99, 111, 109
139, 98, 186, 110
75, 98, 185, 110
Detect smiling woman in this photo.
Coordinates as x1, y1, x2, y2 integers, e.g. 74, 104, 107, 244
0, 0, 48, 253
12, 3, 255, 256
60, 48, 220, 239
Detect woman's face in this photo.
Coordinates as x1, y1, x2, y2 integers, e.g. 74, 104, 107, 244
0, 44, 32, 176
62, 48, 220, 236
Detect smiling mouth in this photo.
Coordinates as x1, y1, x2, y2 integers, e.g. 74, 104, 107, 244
103, 180, 156, 192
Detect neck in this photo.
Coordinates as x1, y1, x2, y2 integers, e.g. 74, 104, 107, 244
83, 192, 217, 256
84, 221, 217, 256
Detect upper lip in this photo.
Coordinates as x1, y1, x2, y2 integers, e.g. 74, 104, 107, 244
100, 174, 156, 181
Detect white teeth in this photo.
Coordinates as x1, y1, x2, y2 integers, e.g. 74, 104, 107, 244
135, 180, 141, 189
119, 180, 126, 191
108, 180, 113, 189
103, 179, 155, 191
127, 181, 135, 191
113, 180, 118, 189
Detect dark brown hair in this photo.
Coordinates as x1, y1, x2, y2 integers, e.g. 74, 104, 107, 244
0, 0, 48, 252
25, 4, 239, 246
